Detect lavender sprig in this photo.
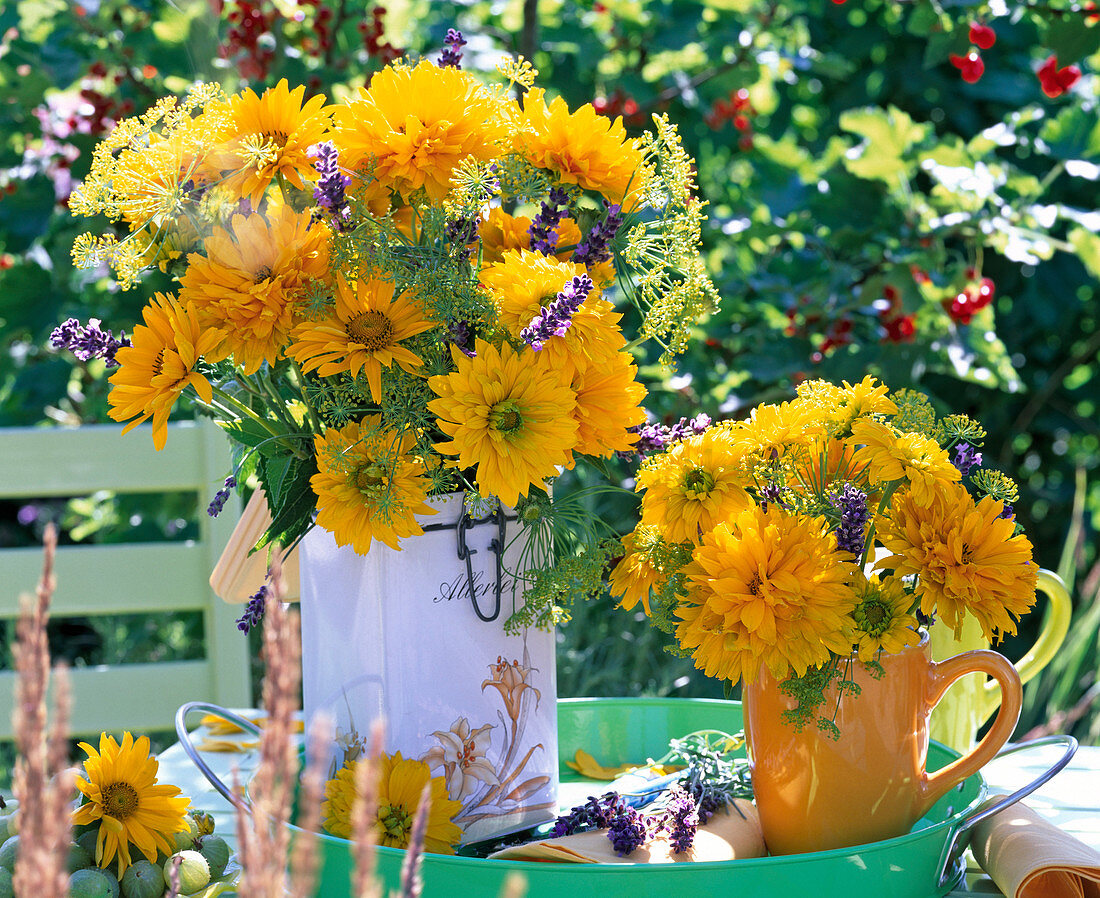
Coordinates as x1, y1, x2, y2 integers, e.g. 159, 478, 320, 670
607, 805, 649, 856
50, 317, 130, 368
527, 187, 570, 255
520, 273, 594, 350
437, 28, 466, 68
207, 476, 237, 518
446, 319, 477, 358
624, 413, 712, 459
311, 141, 351, 228
829, 483, 869, 556
572, 202, 623, 266
953, 441, 983, 476
236, 584, 268, 634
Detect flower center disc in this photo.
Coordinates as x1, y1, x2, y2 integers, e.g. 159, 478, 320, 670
379, 804, 412, 841
683, 467, 715, 497
102, 781, 140, 819
857, 600, 890, 636
347, 311, 394, 351
354, 464, 386, 494
489, 401, 524, 436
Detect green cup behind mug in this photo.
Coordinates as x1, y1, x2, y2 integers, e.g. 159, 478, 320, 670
929, 568, 1071, 754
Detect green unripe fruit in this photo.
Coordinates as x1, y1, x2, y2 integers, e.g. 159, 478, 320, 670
76, 831, 100, 860
0, 835, 20, 870
0, 818, 14, 845
163, 851, 209, 894
0, 867, 12, 898
100, 870, 120, 898
172, 817, 201, 852
67, 843, 95, 873
120, 860, 162, 898
197, 836, 230, 880
68, 868, 113, 898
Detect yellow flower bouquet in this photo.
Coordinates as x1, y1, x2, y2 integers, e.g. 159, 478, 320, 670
59, 33, 718, 629
610, 377, 1039, 733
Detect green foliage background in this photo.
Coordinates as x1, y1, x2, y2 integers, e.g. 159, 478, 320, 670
1, 0, 1098, 746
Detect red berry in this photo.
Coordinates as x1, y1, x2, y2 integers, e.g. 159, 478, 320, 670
738, 135, 754, 151
883, 314, 916, 343
978, 277, 995, 300
1038, 55, 1081, 98
969, 23, 996, 50
0, 254, 14, 270
965, 266, 977, 279
950, 52, 984, 83
883, 285, 899, 302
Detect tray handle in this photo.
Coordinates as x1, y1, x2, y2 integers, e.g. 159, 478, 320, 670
936, 734, 1078, 890
174, 701, 264, 811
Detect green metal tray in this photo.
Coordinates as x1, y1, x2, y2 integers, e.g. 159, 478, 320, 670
298, 696, 986, 898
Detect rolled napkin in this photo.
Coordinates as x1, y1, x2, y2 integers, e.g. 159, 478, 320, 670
971, 795, 1100, 898
489, 799, 764, 864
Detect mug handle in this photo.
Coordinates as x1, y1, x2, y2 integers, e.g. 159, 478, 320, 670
978, 569, 1071, 722
917, 648, 1023, 818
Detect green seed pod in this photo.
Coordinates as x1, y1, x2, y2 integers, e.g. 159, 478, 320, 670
0, 867, 13, 898
119, 860, 162, 898
0, 835, 20, 870
163, 851, 210, 895
76, 831, 100, 860
172, 817, 201, 853
66, 842, 95, 873
197, 836, 230, 880
68, 868, 113, 898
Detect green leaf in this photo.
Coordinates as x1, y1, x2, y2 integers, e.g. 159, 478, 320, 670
839, 106, 929, 183
0, 175, 56, 252
1044, 17, 1100, 67
261, 452, 296, 510
255, 457, 318, 553
221, 418, 279, 453
1068, 227, 1100, 281
1040, 106, 1100, 161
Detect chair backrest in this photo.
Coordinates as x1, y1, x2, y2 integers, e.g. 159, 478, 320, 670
0, 419, 252, 738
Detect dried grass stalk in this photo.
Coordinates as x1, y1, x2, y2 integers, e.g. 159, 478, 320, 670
351, 721, 386, 898
12, 523, 73, 898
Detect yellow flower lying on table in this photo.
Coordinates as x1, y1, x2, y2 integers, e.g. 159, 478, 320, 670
322, 752, 462, 854
72, 732, 191, 877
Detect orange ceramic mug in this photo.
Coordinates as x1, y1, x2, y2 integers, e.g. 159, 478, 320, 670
741, 632, 1023, 855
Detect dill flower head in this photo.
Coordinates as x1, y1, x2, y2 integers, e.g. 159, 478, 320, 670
481, 249, 623, 375
287, 277, 434, 402
877, 480, 1038, 641
107, 293, 222, 451
71, 732, 191, 878
322, 752, 462, 854
519, 88, 643, 202
333, 60, 512, 202
112, 126, 215, 231
218, 79, 332, 208
569, 348, 648, 459
427, 339, 579, 508
847, 573, 921, 662
636, 427, 753, 545
675, 505, 860, 685
179, 207, 329, 374
311, 416, 437, 554
849, 417, 961, 505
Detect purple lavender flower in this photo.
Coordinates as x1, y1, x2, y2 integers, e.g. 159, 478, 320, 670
607, 806, 648, 856
953, 441, 983, 476
446, 215, 479, 251
236, 584, 267, 634
446, 319, 477, 358
573, 202, 624, 266
829, 483, 869, 555
437, 28, 467, 68
550, 792, 624, 837
662, 787, 700, 854
758, 481, 788, 513
50, 317, 131, 368
527, 187, 570, 255
16, 504, 39, 526
520, 273, 594, 350
311, 141, 352, 228
999, 502, 1015, 520
624, 413, 712, 459
207, 476, 237, 518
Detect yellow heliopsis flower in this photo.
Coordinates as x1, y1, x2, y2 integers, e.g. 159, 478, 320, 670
287, 277, 433, 402
795, 376, 898, 437
519, 88, 643, 202
877, 480, 1038, 640
725, 398, 825, 460
636, 427, 753, 545
481, 249, 623, 376
608, 528, 665, 614
179, 208, 329, 374
218, 79, 332, 208
849, 417, 961, 505
311, 417, 437, 554
675, 505, 859, 685
107, 293, 222, 451
333, 60, 512, 202
847, 573, 921, 662
72, 732, 191, 878
569, 348, 647, 459
427, 340, 579, 508
322, 752, 462, 854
